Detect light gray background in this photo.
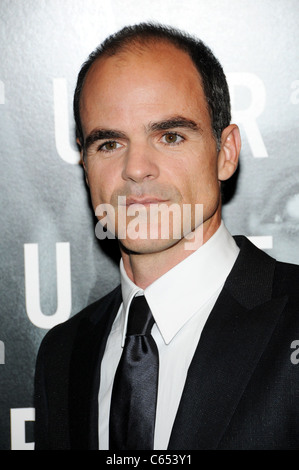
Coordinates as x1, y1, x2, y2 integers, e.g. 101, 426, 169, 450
1, 0, 298, 449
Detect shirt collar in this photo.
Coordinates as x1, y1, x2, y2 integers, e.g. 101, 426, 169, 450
120, 221, 239, 345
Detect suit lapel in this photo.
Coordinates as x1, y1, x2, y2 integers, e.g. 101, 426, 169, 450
168, 289, 287, 449
168, 236, 288, 450
68, 285, 122, 449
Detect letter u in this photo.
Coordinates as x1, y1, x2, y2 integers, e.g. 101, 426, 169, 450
24, 242, 72, 329
53, 78, 80, 164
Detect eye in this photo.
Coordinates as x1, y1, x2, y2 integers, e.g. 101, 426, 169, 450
161, 132, 184, 145
255, 181, 299, 236
285, 193, 299, 221
98, 141, 122, 152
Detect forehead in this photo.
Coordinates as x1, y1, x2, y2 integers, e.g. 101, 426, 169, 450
80, 41, 210, 133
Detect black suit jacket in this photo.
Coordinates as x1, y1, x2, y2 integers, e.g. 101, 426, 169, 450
34, 236, 299, 449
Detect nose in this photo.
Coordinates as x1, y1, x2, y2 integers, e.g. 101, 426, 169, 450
121, 143, 160, 183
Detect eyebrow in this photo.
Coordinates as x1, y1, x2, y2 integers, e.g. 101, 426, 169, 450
147, 116, 202, 133
85, 129, 127, 150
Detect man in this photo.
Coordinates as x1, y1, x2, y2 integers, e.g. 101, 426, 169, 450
34, 23, 299, 450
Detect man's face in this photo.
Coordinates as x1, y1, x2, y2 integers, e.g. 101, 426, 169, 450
79, 41, 222, 254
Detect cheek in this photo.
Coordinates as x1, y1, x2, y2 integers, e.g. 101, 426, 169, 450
179, 157, 219, 204
86, 165, 116, 206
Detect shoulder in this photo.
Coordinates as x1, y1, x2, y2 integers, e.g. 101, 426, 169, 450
234, 234, 299, 287
232, 235, 299, 307
37, 284, 121, 361
274, 260, 299, 297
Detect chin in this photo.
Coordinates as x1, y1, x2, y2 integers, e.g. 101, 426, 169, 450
119, 236, 181, 256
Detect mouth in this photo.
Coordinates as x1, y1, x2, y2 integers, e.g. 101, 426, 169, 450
123, 196, 169, 207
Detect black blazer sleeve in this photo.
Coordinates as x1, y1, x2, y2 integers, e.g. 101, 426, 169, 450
34, 315, 81, 450
34, 286, 122, 450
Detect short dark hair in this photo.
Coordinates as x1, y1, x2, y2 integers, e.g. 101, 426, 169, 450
73, 22, 231, 150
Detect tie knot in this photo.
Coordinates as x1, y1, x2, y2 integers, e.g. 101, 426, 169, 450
126, 296, 154, 336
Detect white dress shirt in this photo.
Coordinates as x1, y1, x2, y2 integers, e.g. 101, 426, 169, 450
98, 221, 240, 449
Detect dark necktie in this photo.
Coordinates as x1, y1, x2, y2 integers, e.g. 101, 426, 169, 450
109, 295, 159, 450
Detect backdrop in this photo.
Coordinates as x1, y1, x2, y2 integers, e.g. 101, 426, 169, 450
1, 0, 299, 450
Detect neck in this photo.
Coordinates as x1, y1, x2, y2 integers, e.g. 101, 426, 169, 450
120, 216, 221, 289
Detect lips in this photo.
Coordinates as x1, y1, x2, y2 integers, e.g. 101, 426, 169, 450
125, 196, 168, 206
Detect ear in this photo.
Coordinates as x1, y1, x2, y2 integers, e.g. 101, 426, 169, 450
217, 124, 241, 181
77, 138, 89, 186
